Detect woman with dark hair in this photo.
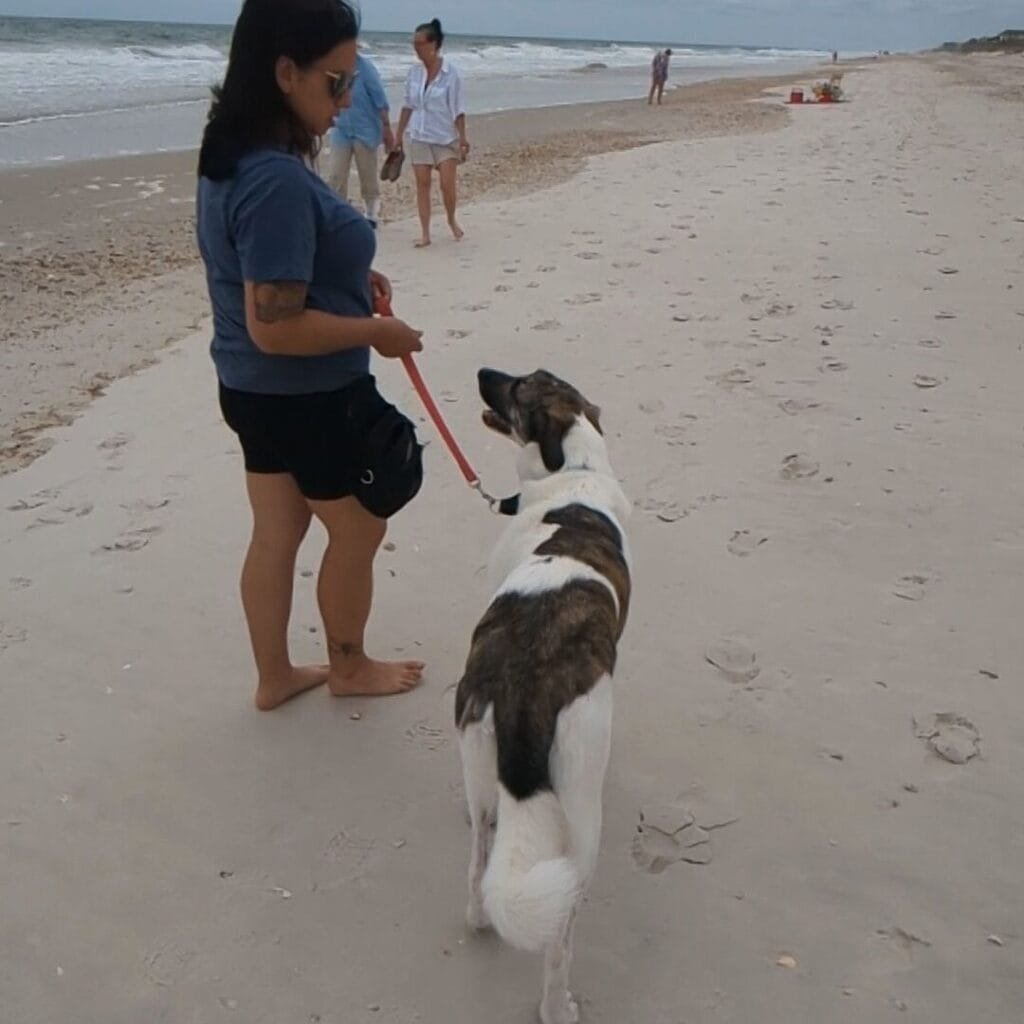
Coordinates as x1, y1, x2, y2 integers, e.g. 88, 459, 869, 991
196, 0, 426, 710
395, 18, 470, 247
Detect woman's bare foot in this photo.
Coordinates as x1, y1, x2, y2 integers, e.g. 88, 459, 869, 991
255, 664, 330, 711
414, 236, 431, 248
328, 654, 425, 697
449, 219, 464, 241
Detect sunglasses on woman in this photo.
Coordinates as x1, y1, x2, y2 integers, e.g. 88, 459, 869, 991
324, 69, 358, 100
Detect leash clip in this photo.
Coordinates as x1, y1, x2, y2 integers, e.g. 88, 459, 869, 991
470, 479, 502, 514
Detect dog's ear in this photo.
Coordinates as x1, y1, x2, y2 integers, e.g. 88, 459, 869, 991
583, 402, 603, 435
534, 413, 566, 472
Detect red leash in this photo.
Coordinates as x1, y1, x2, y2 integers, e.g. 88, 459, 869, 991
374, 294, 499, 509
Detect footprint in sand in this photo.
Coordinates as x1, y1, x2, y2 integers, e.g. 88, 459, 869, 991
893, 573, 930, 601
654, 423, 693, 447
9, 577, 32, 590
531, 320, 561, 332
631, 806, 709, 870
778, 398, 821, 416
934, 311, 958, 320
631, 800, 740, 873
536, 265, 557, 273
96, 524, 162, 554
918, 338, 942, 349
575, 251, 602, 261
713, 368, 754, 387
25, 502, 94, 530
705, 635, 761, 683
747, 301, 795, 322
565, 293, 602, 306
937, 267, 959, 275
876, 927, 933, 960
780, 453, 820, 480
0, 623, 29, 651
143, 942, 197, 988
638, 399, 665, 415
405, 721, 448, 752
820, 359, 848, 373
98, 433, 131, 453
820, 299, 855, 311
463, 302, 491, 312
727, 530, 769, 557
314, 828, 380, 888
913, 375, 942, 389
636, 496, 687, 523
493, 284, 512, 293
913, 713, 980, 765
6, 488, 59, 513
119, 498, 170, 516
446, 329, 471, 339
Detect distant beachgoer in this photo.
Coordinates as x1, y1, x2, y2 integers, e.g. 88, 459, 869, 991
327, 53, 394, 227
196, 0, 426, 710
648, 48, 672, 105
832, 50, 839, 63
395, 18, 469, 247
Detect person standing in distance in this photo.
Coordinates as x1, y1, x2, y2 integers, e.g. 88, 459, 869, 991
648, 47, 672, 105
327, 52, 395, 227
395, 18, 469, 247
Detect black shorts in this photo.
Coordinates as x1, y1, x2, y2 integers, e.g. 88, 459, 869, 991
218, 376, 424, 519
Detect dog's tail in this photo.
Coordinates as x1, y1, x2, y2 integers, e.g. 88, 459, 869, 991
481, 784, 580, 953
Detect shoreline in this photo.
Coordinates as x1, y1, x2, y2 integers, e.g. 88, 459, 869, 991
0, 63, 839, 475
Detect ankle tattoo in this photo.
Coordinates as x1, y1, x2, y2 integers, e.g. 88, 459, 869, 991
328, 639, 365, 658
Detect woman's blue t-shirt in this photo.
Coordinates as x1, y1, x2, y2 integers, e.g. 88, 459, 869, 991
196, 149, 375, 395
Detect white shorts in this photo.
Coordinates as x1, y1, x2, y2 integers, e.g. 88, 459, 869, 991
408, 139, 460, 167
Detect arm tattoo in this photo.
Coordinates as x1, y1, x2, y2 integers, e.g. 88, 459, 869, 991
253, 281, 307, 324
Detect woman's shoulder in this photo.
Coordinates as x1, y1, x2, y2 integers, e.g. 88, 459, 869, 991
235, 149, 310, 187
230, 149, 317, 207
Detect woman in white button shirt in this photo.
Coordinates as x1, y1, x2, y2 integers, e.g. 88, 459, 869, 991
395, 18, 470, 247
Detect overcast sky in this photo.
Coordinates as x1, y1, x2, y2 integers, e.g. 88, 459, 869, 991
0, 0, 1019, 51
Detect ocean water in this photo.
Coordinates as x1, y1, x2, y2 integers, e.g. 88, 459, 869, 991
0, 16, 834, 168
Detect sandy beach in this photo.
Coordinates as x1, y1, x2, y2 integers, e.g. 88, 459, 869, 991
2, 54, 1024, 1023
0, 72, 789, 473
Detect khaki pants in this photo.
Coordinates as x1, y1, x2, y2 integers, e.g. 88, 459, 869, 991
327, 141, 381, 220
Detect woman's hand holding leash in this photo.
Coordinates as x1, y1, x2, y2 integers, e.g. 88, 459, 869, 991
369, 272, 422, 358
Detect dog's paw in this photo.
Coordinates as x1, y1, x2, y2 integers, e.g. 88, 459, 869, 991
539, 991, 579, 1024
466, 899, 491, 931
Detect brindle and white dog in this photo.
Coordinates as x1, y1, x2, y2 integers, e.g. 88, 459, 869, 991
455, 368, 631, 1024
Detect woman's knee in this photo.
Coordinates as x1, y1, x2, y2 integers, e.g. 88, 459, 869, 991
310, 496, 387, 551
250, 511, 311, 554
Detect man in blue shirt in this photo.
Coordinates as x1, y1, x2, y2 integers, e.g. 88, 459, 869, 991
327, 53, 394, 227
